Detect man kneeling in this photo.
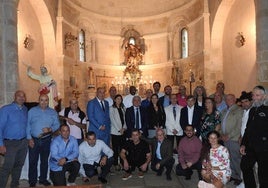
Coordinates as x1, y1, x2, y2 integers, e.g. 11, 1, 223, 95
151, 128, 175, 180
49, 124, 80, 186
120, 129, 151, 180
78, 131, 114, 184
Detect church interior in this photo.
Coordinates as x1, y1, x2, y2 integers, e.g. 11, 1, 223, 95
1, 0, 267, 110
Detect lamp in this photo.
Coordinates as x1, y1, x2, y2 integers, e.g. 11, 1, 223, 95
23, 34, 30, 49
238, 32, 246, 46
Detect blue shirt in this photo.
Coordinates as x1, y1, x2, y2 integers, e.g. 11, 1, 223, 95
26, 106, 60, 139
156, 141, 162, 160
217, 101, 227, 113
49, 135, 79, 171
0, 102, 28, 146
163, 96, 170, 108
141, 99, 150, 108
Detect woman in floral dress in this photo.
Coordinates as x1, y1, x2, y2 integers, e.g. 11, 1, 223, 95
200, 98, 221, 143
201, 131, 231, 188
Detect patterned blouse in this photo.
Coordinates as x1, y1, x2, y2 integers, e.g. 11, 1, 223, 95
200, 110, 221, 141
202, 145, 231, 184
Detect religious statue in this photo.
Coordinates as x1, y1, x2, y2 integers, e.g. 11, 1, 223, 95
172, 66, 180, 86
27, 65, 58, 108
124, 43, 143, 68
87, 66, 94, 85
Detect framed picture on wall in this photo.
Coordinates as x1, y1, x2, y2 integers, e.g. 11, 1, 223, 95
96, 75, 113, 96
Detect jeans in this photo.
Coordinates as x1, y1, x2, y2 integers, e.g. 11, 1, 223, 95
83, 157, 114, 179
176, 160, 202, 179
50, 161, 80, 186
28, 136, 51, 184
0, 139, 28, 188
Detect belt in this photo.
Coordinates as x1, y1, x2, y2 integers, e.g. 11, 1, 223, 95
4, 137, 26, 141
32, 135, 52, 140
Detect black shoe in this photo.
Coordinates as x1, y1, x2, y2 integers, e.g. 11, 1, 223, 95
39, 180, 51, 186
156, 169, 163, 176
185, 176, 191, 180
233, 179, 242, 186
98, 177, 107, 184
166, 174, 172, 181
29, 183, 36, 187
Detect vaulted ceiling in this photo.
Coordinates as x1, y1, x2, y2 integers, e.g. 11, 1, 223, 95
69, 0, 195, 17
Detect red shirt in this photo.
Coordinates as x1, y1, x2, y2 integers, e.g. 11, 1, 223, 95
178, 135, 202, 167
177, 94, 187, 107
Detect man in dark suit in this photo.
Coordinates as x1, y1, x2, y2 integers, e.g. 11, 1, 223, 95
180, 95, 203, 137
240, 86, 268, 188
87, 87, 111, 145
125, 96, 148, 138
151, 129, 175, 180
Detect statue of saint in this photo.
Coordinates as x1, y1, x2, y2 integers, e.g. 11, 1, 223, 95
27, 65, 58, 108
124, 43, 143, 69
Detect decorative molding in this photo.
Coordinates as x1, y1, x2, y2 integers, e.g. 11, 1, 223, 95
65, 0, 197, 22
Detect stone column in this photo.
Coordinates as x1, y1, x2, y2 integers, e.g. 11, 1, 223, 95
168, 33, 173, 60
91, 39, 96, 62
255, 0, 268, 82
0, 0, 19, 105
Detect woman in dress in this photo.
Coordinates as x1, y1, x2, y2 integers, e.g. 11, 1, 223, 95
147, 94, 166, 138
200, 98, 221, 143
110, 94, 127, 170
200, 131, 231, 188
193, 86, 207, 109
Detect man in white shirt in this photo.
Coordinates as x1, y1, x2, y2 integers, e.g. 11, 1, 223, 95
78, 131, 113, 184
105, 86, 117, 107
180, 95, 203, 137
164, 94, 183, 151
123, 86, 137, 108
59, 99, 87, 145
239, 91, 253, 138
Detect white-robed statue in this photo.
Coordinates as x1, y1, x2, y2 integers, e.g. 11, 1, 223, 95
27, 65, 58, 108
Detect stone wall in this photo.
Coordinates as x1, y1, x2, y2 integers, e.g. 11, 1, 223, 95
222, 0, 257, 95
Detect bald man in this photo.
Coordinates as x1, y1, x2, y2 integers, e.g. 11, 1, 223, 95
221, 94, 243, 185
0, 91, 28, 187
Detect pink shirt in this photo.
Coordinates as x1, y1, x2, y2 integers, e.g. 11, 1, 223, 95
178, 136, 202, 167
177, 94, 187, 107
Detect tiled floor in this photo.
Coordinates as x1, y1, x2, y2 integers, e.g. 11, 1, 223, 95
17, 167, 238, 188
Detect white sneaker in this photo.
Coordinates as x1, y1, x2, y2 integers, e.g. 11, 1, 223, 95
122, 173, 132, 180
67, 182, 76, 186
97, 166, 102, 175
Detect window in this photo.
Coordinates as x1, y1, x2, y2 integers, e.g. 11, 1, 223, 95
129, 37, 136, 45
79, 29, 86, 62
181, 28, 188, 58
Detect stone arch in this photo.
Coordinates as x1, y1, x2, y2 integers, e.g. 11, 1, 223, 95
27, 0, 56, 67
207, 0, 235, 93
77, 18, 96, 62
18, 0, 57, 102
168, 17, 189, 59
77, 18, 95, 34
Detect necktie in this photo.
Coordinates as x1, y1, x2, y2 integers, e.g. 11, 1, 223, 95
156, 141, 162, 159
173, 106, 176, 120
101, 101, 105, 112
135, 108, 140, 129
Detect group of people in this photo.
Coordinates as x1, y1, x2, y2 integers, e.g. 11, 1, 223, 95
0, 81, 267, 188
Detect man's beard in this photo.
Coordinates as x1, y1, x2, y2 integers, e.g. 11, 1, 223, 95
252, 100, 264, 107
